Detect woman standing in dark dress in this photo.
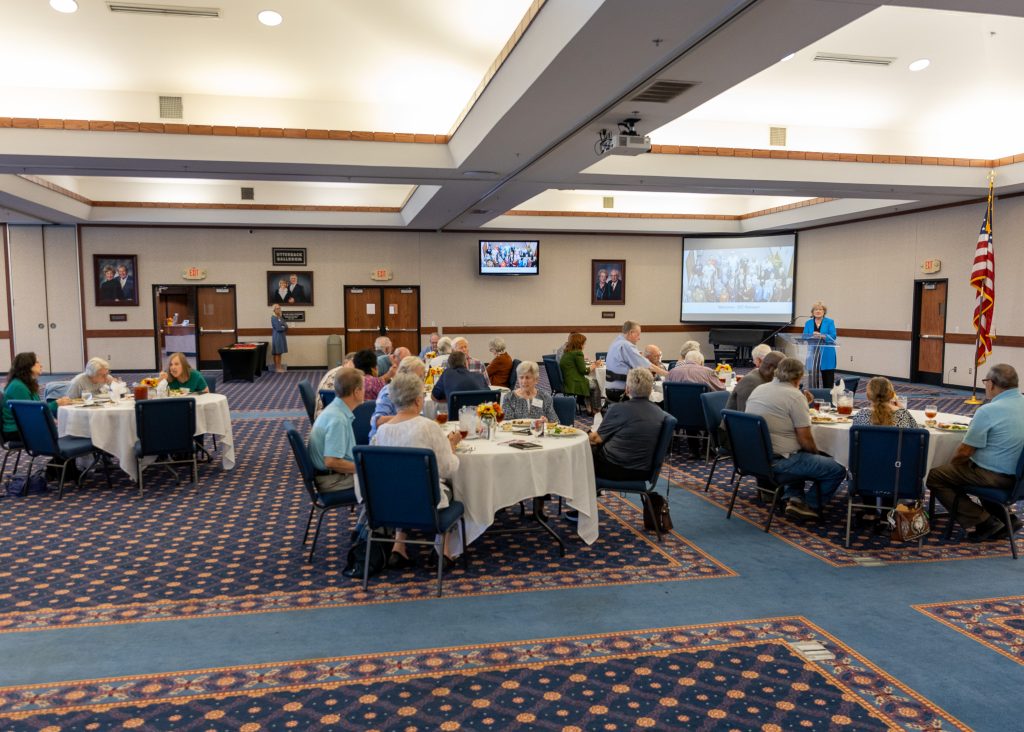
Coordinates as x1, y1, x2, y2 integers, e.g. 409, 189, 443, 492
271, 304, 288, 373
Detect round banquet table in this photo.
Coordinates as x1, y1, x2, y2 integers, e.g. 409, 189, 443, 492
444, 423, 599, 550
57, 393, 236, 479
809, 409, 966, 471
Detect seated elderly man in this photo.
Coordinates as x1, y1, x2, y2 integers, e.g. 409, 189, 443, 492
926, 363, 1024, 542
589, 368, 667, 480
726, 349, 785, 412
419, 332, 441, 360
666, 349, 724, 391
643, 345, 665, 373
431, 350, 488, 403
307, 367, 363, 493
452, 337, 490, 384
67, 356, 115, 398
374, 336, 394, 377
745, 357, 846, 519
369, 356, 426, 441
427, 337, 453, 369
604, 321, 667, 403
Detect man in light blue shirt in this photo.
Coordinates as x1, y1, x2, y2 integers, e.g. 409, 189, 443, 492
927, 363, 1024, 541
419, 332, 440, 359
369, 356, 426, 440
308, 367, 363, 493
604, 321, 667, 403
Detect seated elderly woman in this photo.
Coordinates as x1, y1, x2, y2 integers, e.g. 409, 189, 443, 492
589, 368, 665, 480
501, 360, 558, 422
485, 337, 513, 387
369, 356, 427, 440
159, 352, 209, 393
352, 349, 386, 401
371, 372, 463, 569
67, 356, 116, 399
678, 340, 702, 361
852, 376, 919, 428
427, 337, 453, 369
665, 349, 724, 391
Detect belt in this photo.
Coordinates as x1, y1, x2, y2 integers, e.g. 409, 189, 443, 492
605, 369, 628, 382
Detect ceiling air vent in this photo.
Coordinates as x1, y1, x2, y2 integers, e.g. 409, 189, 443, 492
813, 52, 895, 67
107, 3, 221, 18
602, 196, 614, 209
769, 126, 787, 146
630, 80, 695, 103
471, 209, 491, 215
159, 95, 183, 119
240, 187, 254, 201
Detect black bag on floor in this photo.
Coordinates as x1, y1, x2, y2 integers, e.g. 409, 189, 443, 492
642, 492, 673, 533
6, 472, 50, 497
342, 527, 393, 578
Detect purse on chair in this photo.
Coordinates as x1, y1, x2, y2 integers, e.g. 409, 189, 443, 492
885, 428, 930, 542
642, 493, 674, 533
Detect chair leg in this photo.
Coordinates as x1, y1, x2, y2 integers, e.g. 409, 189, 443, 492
57, 462, 68, 500
943, 494, 962, 540
704, 455, 720, 492
845, 494, 854, 548
726, 476, 743, 519
436, 540, 445, 597
192, 455, 198, 485
362, 532, 374, 590
1002, 504, 1018, 560
460, 517, 469, 569
764, 487, 782, 533
301, 506, 316, 545
308, 510, 326, 563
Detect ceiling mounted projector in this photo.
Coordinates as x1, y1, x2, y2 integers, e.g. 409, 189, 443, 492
596, 118, 651, 156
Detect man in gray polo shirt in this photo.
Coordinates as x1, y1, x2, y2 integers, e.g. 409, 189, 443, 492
745, 357, 846, 519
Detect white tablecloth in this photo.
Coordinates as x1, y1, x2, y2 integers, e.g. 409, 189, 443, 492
593, 367, 664, 403
810, 410, 965, 471
445, 425, 599, 548
57, 393, 235, 479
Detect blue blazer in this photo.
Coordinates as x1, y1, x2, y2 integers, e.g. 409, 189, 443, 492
802, 316, 837, 371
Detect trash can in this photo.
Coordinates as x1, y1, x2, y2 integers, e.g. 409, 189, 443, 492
326, 334, 344, 368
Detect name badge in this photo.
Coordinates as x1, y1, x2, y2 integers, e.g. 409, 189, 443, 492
532, 398, 544, 409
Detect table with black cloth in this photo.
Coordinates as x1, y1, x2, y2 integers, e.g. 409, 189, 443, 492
219, 346, 260, 383
237, 341, 268, 376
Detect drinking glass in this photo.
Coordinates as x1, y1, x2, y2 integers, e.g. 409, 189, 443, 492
837, 392, 854, 416
924, 403, 938, 419
435, 403, 448, 425
82, 392, 93, 405
897, 396, 908, 410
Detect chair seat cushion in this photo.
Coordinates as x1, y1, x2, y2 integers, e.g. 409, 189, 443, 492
596, 477, 650, 492
397, 500, 465, 533
57, 436, 95, 458
959, 485, 1012, 505
318, 488, 358, 508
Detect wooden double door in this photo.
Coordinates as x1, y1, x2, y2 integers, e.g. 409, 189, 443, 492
911, 279, 947, 385
344, 286, 421, 354
153, 285, 238, 370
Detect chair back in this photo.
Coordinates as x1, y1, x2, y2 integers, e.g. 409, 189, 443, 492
848, 425, 929, 502
319, 389, 336, 409
448, 389, 500, 416
298, 381, 317, 424
136, 398, 197, 457
353, 446, 444, 533
9, 400, 59, 457
285, 422, 320, 503
700, 390, 730, 451
663, 360, 677, 372
353, 400, 375, 446
662, 382, 708, 431
808, 387, 831, 402
552, 395, 576, 426
43, 381, 72, 401
595, 351, 607, 361
206, 374, 218, 394
721, 409, 776, 482
1009, 448, 1024, 504
838, 376, 860, 394
646, 414, 678, 487
507, 358, 522, 391
541, 356, 563, 393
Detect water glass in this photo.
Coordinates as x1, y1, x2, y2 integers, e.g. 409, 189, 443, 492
82, 392, 93, 405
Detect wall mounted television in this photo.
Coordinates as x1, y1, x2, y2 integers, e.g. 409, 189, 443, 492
479, 240, 539, 276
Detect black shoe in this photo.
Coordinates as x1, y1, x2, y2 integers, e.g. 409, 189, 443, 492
424, 554, 457, 571
388, 552, 415, 570
1011, 515, 1023, 532
969, 517, 1006, 543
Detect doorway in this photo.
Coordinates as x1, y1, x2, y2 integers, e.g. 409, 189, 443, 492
153, 285, 238, 370
343, 286, 421, 355
911, 279, 947, 385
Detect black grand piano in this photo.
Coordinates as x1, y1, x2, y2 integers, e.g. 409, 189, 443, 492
708, 328, 774, 365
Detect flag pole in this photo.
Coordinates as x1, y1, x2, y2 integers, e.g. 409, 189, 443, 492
965, 333, 983, 404
965, 170, 996, 405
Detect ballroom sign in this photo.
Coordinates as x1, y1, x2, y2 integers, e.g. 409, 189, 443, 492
920, 258, 942, 274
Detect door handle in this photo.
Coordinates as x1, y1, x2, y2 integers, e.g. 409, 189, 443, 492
919, 334, 943, 340
387, 328, 419, 333
200, 329, 235, 334
49, 323, 56, 329
37, 323, 45, 329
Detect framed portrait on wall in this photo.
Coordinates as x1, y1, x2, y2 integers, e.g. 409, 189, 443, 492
94, 254, 139, 306
267, 270, 314, 306
591, 259, 625, 305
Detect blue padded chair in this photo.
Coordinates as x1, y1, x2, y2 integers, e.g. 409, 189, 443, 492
135, 398, 198, 496
846, 425, 930, 547
353, 400, 375, 446
42, 381, 71, 401
353, 445, 467, 596
10, 400, 110, 500
0, 394, 23, 490
808, 388, 832, 403
448, 389, 500, 417
206, 374, 218, 394
663, 360, 677, 372
552, 395, 576, 427
507, 358, 522, 392
943, 448, 1024, 559
298, 381, 317, 425
285, 422, 358, 564
541, 356, 564, 394
662, 382, 709, 459
595, 352, 607, 361
700, 390, 732, 492
319, 389, 336, 410
595, 414, 677, 541
836, 376, 860, 394
720, 409, 792, 533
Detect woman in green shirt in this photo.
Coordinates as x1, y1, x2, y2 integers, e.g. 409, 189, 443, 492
159, 352, 209, 394
558, 332, 603, 415
2, 352, 71, 441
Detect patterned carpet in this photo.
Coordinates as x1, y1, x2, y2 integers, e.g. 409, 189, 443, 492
0, 418, 732, 633
914, 595, 1024, 666
0, 617, 967, 730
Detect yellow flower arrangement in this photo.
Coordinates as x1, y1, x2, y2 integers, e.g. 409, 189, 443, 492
425, 366, 444, 386
140, 377, 160, 388
424, 351, 437, 360
476, 402, 504, 420
714, 363, 733, 374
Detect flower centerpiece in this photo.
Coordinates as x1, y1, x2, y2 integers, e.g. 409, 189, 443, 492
140, 377, 159, 388
476, 401, 504, 438
424, 351, 437, 360
714, 363, 732, 375
425, 366, 444, 387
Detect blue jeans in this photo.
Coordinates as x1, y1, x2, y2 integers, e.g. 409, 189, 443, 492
772, 451, 847, 509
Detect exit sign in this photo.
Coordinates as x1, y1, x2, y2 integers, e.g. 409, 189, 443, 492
371, 268, 393, 281
182, 266, 207, 280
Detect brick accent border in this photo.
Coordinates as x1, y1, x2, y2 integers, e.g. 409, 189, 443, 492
506, 196, 836, 221
650, 144, 1024, 168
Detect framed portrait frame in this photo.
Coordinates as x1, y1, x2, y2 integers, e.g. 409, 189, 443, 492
267, 270, 314, 306
94, 254, 139, 307
591, 259, 625, 305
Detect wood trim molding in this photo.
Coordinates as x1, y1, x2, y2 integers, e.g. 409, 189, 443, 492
650, 144, 1024, 169
92, 202, 402, 213
84, 329, 154, 338
237, 327, 343, 337
506, 197, 836, 222
0, 118, 447, 144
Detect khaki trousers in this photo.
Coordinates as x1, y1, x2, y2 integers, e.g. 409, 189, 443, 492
926, 460, 1014, 528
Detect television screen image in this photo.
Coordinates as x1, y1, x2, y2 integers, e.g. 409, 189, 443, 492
479, 240, 539, 275
681, 233, 797, 325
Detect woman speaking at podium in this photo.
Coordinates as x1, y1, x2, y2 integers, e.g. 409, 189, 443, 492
802, 301, 837, 388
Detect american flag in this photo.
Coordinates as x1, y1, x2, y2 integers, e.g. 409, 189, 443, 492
970, 179, 995, 365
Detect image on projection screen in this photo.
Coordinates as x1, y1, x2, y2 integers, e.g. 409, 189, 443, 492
681, 234, 797, 324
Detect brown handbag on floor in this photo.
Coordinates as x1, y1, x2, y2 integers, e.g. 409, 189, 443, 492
643, 492, 673, 533
886, 429, 930, 542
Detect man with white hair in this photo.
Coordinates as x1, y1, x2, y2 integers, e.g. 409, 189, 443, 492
427, 337, 453, 369
751, 343, 771, 368
369, 356, 427, 440
66, 357, 115, 399
451, 336, 490, 385
643, 345, 665, 372
589, 368, 667, 480
666, 349, 723, 391
374, 336, 394, 376
604, 321, 667, 403
419, 332, 440, 360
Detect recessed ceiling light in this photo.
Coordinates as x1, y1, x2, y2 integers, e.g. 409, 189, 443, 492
49, 0, 78, 13
257, 9, 282, 26
909, 58, 930, 72
780, 53, 796, 62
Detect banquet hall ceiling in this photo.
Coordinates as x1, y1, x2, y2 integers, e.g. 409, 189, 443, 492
0, 0, 1022, 232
